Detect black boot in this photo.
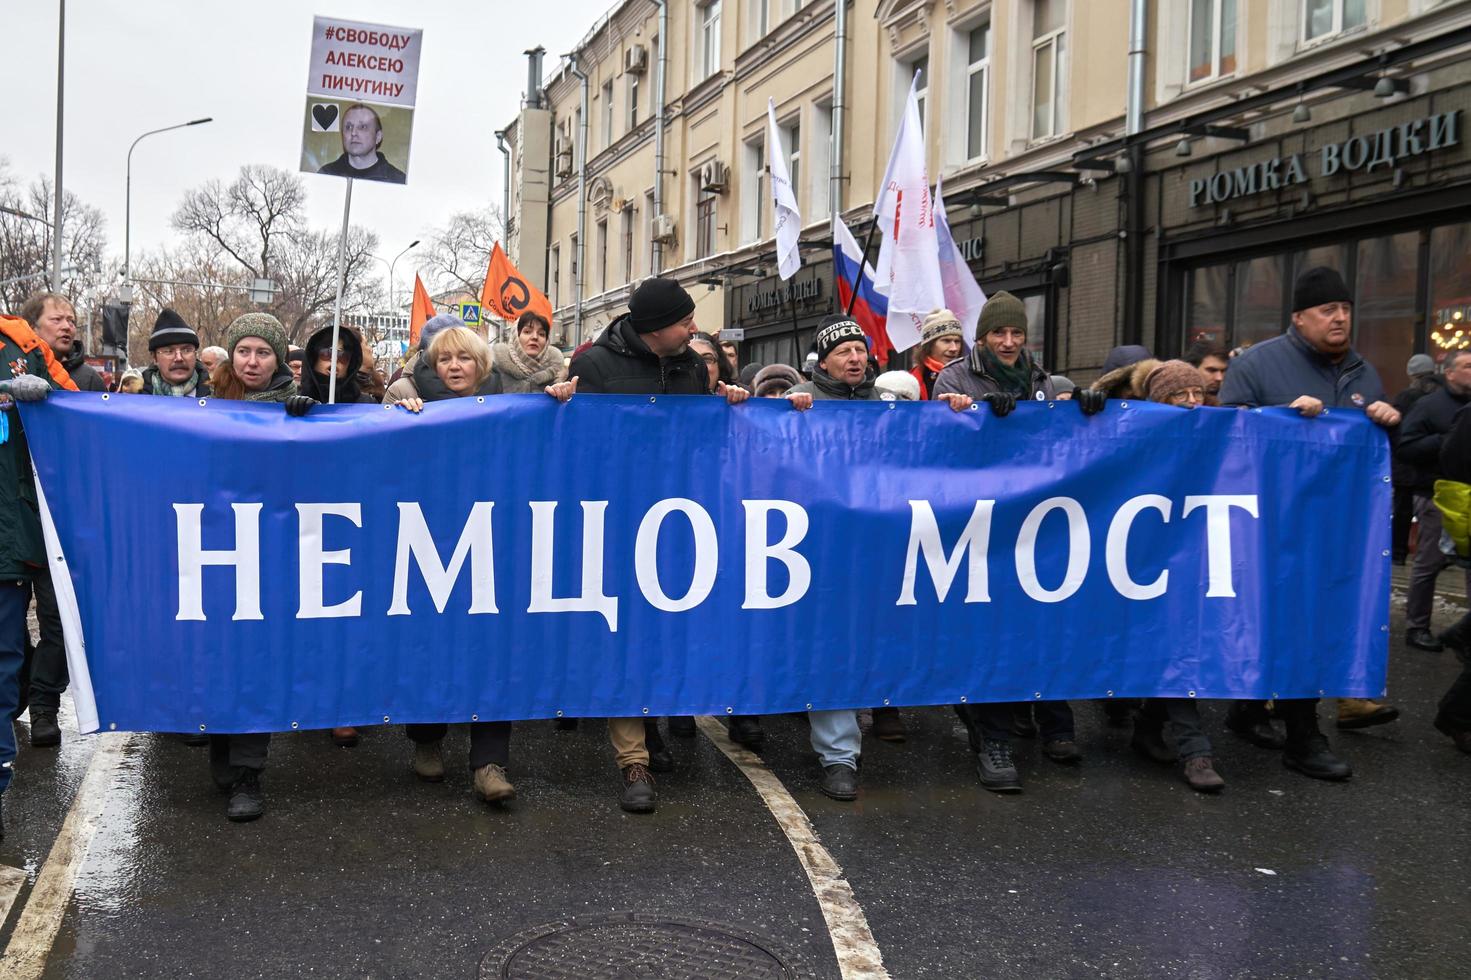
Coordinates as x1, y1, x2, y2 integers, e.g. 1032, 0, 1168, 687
226, 771, 265, 822
820, 764, 858, 801
29, 710, 60, 748
644, 720, 674, 773
668, 716, 698, 737
728, 715, 765, 751
1406, 627, 1445, 653
1284, 735, 1352, 781
1226, 702, 1284, 750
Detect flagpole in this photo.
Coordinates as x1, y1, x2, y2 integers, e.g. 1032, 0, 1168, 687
327, 177, 354, 405
845, 219, 879, 317
780, 254, 803, 364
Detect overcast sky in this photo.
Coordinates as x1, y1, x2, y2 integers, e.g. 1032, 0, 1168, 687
2, 0, 610, 290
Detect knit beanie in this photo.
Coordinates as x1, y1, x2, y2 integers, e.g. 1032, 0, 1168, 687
920, 309, 963, 347
874, 370, 920, 401
1050, 375, 1076, 396
752, 363, 802, 397
814, 314, 867, 361
629, 277, 696, 334
224, 312, 289, 366
419, 313, 464, 351
1144, 360, 1206, 403
149, 308, 199, 351
1407, 353, 1436, 378
1292, 266, 1352, 313
975, 291, 1027, 341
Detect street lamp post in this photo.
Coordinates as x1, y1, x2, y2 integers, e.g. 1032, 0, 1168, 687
372, 239, 419, 349
124, 117, 213, 280
50, 0, 65, 290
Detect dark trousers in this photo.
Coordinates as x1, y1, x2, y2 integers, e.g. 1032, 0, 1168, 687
1392, 484, 1414, 563
22, 567, 67, 712
405, 722, 511, 769
964, 700, 1074, 743
1136, 698, 1212, 760
0, 582, 30, 793
1436, 611, 1471, 732
208, 733, 270, 784
1233, 698, 1322, 746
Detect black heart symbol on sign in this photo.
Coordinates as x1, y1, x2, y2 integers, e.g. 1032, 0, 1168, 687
312, 104, 338, 130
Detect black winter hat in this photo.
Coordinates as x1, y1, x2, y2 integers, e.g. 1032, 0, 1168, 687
149, 308, 199, 351
814, 314, 867, 361
629, 277, 696, 334
1292, 266, 1352, 313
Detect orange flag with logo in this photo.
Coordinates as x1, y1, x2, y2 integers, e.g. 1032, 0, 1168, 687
408, 274, 435, 347
480, 242, 554, 328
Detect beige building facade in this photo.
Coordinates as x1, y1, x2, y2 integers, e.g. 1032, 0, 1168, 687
504, 0, 1471, 388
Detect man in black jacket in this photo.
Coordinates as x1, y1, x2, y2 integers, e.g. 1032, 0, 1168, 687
1397, 349, 1471, 651
1433, 405, 1471, 754
1392, 355, 1443, 563
568, 277, 748, 815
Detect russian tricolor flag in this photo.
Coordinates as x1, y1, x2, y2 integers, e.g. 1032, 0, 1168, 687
832, 214, 893, 367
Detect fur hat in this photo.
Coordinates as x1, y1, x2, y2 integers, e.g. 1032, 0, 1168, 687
874, 370, 920, 401
1091, 357, 1161, 399
224, 313, 289, 366
976, 291, 1027, 341
149, 308, 199, 351
920, 309, 963, 348
752, 363, 801, 397
1144, 360, 1206, 403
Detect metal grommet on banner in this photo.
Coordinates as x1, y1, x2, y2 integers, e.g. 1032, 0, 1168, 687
1048, 402, 1055, 409
1120, 401, 1129, 409
1188, 691, 1197, 698
382, 715, 390, 723
1381, 550, 1391, 557
725, 707, 734, 714
641, 707, 649, 715
555, 709, 564, 717
1381, 625, 1389, 633
199, 724, 207, 732
198, 398, 208, 407
968, 403, 978, 411
882, 698, 891, 706
476, 397, 485, 404
384, 404, 393, 410
649, 396, 657, 403
100, 393, 109, 401
1272, 692, 1279, 700
1106, 690, 1115, 697
109, 723, 117, 731
887, 402, 895, 410
290, 722, 299, 730
1033, 692, 1042, 699
959, 696, 968, 703
805, 703, 813, 710
1318, 690, 1325, 697
471, 714, 479, 722
1382, 475, 1391, 483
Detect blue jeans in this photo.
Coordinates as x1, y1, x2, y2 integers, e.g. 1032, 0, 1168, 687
0, 581, 31, 794
808, 709, 860, 770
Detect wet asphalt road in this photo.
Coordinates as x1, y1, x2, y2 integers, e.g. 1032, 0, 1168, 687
1, 603, 1468, 980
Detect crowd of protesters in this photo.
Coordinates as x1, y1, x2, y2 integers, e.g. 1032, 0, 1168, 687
0, 263, 1466, 826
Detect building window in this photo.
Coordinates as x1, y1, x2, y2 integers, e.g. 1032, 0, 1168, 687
596, 219, 609, 292
699, 0, 722, 80
569, 232, 579, 287
601, 80, 615, 148
742, 136, 766, 244
1303, 0, 1366, 44
622, 206, 635, 283
1188, 0, 1236, 84
810, 101, 832, 218
913, 54, 929, 129
1031, 0, 1068, 140
966, 23, 990, 160
749, 0, 769, 43
628, 74, 640, 129
549, 244, 560, 307
695, 183, 717, 259
785, 120, 801, 211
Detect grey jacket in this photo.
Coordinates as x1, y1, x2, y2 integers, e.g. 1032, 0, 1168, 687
1218, 328, 1385, 409
788, 366, 880, 401
931, 349, 1056, 401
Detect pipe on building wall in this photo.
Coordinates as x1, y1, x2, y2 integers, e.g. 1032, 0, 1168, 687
830, 0, 847, 218
525, 46, 546, 109
568, 53, 590, 344
652, 0, 668, 275
1121, 0, 1148, 348
494, 130, 510, 240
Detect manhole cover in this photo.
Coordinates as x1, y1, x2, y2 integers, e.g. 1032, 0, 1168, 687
480, 912, 808, 980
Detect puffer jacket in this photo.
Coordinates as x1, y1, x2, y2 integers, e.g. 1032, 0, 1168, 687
0, 316, 71, 579
1217, 328, 1385, 409
567, 314, 707, 395
1397, 385, 1471, 492
788, 365, 880, 401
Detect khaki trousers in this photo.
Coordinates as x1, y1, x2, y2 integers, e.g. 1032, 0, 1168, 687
607, 717, 648, 768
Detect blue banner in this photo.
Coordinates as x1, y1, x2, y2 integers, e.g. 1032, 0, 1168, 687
20, 392, 1389, 734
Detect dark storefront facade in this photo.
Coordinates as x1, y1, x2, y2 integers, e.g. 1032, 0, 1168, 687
726, 58, 1471, 396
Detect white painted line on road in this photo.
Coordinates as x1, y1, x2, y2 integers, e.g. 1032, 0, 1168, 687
0, 866, 27, 932
695, 715, 890, 980
0, 732, 134, 980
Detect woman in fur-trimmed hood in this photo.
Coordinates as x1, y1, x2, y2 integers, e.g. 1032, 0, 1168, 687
492, 311, 566, 394
1090, 349, 1161, 400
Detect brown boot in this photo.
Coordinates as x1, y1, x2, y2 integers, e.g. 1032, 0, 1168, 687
1182, 756, 1225, 793
473, 763, 516, 804
412, 741, 445, 782
1335, 698, 1400, 730
331, 726, 360, 747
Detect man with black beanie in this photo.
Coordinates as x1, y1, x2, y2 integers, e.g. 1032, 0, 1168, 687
1218, 265, 1402, 779
567, 277, 749, 815
140, 309, 211, 398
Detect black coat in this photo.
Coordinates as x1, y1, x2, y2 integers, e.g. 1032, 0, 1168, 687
61, 345, 106, 392
299, 325, 375, 404
1398, 385, 1471, 492
568, 315, 708, 395
1391, 377, 1443, 487
1440, 404, 1471, 485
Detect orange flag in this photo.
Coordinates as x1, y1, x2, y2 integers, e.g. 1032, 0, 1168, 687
408, 274, 435, 347
480, 242, 554, 328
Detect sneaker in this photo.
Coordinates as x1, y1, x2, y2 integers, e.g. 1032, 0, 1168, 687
1042, 739, 1083, 764
412, 742, 445, 782
472, 763, 516, 804
29, 710, 60, 748
1405, 628, 1444, 653
728, 715, 766, 751
1283, 736, 1352, 781
870, 707, 907, 743
977, 739, 1021, 793
331, 726, 360, 747
820, 764, 859, 801
1181, 756, 1225, 793
226, 771, 265, 822
1335, 698, 1400, 730
619, 763, 657, 814
1130, 724, 1176, 764
668, 716, 698, 737
644, 723, 674, 773
1433, 715, 1471, 754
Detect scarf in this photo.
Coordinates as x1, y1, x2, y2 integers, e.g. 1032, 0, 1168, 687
241, 366, 297, 403
973, 345, 1036, 397
492, 340, 565, 394
149, 367, 201, 398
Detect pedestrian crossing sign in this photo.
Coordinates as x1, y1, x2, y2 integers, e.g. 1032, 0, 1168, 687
459, 302, 482, 325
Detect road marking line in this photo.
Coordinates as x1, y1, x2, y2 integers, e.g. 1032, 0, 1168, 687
695, 715, 890, 980
0, 867, 26, 932
0, 733, 133, 980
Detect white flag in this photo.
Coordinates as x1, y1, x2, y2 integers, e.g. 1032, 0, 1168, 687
871, 71, 944, 352
933, 175, 986, 345
767, 99, 802, 281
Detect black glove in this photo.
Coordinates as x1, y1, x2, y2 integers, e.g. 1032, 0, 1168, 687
285, 395, 319, 418
981, 392, 1016, 418
1076, 388, 1107, 416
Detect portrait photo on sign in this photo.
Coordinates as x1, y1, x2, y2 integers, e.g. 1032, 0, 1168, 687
300, 98, 413, 184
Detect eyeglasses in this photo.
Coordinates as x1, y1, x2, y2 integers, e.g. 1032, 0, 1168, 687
156, 345, 195, 358
698, 353, 719, 365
